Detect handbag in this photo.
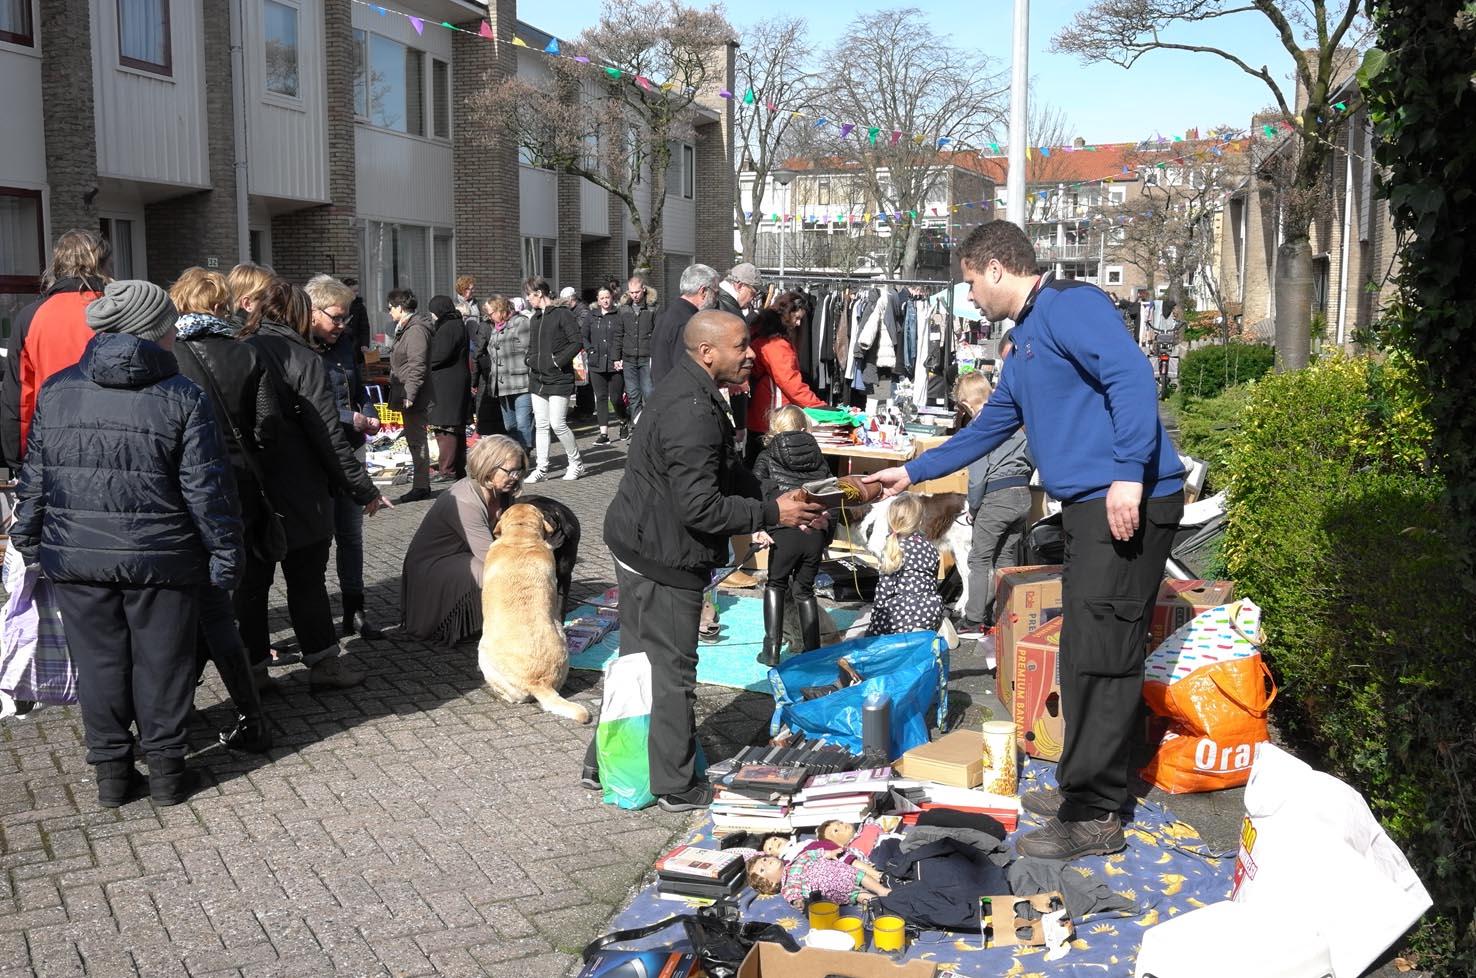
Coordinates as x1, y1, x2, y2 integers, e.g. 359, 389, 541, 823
178, 342, 289, 563
580, 898, 799, 978
0, 545, 77, 705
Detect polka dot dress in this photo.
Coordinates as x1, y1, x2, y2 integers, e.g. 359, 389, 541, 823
867, 533, 942, 636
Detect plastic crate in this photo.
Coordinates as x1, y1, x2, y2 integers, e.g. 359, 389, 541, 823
373, 403, 404, 426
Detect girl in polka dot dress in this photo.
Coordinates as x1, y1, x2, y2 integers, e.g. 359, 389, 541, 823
867, 493, 942, 636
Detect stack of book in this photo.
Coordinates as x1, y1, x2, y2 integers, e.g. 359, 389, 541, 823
710, 764, 810, 835
565, 612, 618, 656
790, 766, 894, 829
654, 844, 746, 901
890, 782, 1023, 833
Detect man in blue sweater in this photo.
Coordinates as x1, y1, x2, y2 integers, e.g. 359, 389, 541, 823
867, 221, 1184, 861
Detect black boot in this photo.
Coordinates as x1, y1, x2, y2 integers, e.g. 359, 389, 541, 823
208, 636, 272, 752
220, 714, 273, 753
95, 759, 145, 809
795, 596, 822, 652
342, 591, 385, 640
758, 586, 786, 667
146, 755, 196, 807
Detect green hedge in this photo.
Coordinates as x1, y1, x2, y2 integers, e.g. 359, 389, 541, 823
1172, 383, 1253, 494
1176, 342, 1274, 401
1222, 354, 1475, 973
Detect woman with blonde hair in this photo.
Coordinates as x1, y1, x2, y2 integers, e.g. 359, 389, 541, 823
866, 492, 942, 636
952, 367, 1032, 633
170, 266, 280, 750
400, 434, 528, 645
226, 262, 274, 329
237, 280, 391, 689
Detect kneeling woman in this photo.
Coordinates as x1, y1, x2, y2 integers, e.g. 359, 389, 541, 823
400, 435, 527, 645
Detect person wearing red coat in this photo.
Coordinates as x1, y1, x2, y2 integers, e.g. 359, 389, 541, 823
744, 292, 826, 466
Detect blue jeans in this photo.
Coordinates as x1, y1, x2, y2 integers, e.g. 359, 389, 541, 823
624, 359, 654, 421
499, 392, 534, 449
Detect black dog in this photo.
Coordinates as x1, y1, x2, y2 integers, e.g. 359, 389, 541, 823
520, 495, 581, 614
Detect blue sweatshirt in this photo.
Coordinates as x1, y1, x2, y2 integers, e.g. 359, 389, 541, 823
907, 276, 1183, 503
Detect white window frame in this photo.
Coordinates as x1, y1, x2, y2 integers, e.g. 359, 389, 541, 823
262, 0, 300, 100
1105, 266, 1124, 286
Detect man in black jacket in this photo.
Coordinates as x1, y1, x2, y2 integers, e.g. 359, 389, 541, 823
649, 264, 719, 384
595, 311, 824, 811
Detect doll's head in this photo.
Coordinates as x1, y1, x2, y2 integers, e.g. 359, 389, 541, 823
746, 854, 784, 895
817, 820, 856, 848
760, 834, 792, 858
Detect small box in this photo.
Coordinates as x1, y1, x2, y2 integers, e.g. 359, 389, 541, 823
895, 727, 984, 788
737, 942, 936, 978
1012, 618, 1064, 761
1150, 579, 1235, 649
911, 435, 970, 495
993, 565, 1063, 711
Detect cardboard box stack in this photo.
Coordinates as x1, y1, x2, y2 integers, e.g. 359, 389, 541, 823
992, 566, 1063, 710
1013, 618, 1064, 761
1150, 579, 1236, 649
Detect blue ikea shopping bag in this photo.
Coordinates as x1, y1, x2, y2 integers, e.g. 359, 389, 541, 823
768, 631, 948, 761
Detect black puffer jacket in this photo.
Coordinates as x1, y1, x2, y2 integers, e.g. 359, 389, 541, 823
615, 301, 655, 362
426, 305, 472, 427
10, 332, 243, 590
247, 320, 379, 548
525, 305, 583, 397
604, 355, 778, 590
752, 429, 831, 499
582, 305, 622, 372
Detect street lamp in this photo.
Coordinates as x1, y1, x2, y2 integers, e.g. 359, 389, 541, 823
773, 167, 796, 283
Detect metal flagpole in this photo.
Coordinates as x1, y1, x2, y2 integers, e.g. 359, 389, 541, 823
1006, 0, 1029, 230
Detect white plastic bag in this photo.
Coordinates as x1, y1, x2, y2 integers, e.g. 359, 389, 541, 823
1229, 743, 1432, 977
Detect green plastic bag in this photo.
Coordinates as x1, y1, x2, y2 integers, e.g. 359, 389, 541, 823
803, 407, 866, 427
596, 652, 656, 809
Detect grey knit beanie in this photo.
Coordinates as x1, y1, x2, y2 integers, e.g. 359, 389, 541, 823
85, 280, 178, 343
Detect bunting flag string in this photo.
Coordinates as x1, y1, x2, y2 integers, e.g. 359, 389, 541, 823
350, 0, 1364, 170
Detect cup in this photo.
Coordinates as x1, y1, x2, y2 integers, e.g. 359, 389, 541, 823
873, 915, 907, 952
834, 915, 864, 949
807, 901, 839, 930
982, 719, 1019, 796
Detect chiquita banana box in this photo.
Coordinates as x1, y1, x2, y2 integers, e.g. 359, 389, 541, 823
1014, 617, 1065, 760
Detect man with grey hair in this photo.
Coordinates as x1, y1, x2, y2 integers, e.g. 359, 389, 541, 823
650, 263, 720, 383
715, 262, 762, 324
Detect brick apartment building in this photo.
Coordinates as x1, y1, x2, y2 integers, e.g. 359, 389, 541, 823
0, 0, 736, 341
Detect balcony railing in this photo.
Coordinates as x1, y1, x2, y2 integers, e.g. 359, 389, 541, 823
1034, 242, 1096, 262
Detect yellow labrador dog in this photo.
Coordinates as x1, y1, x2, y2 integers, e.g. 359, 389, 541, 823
477, 503, 590, 723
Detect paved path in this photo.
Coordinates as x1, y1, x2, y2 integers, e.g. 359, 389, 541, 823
1, 419, 1247, 978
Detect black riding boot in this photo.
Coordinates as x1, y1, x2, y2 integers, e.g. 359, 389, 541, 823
758, 586, 786, 667
342, 591, 385, 640
210, 640, 273, 753
795, 595, 822, 652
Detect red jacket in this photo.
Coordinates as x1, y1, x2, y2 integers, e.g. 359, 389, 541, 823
745, 334, 825, 433
1, 280, 104, 464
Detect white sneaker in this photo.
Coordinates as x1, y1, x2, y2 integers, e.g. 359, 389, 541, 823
562, 461, 586, 481
525, 467, 549, 483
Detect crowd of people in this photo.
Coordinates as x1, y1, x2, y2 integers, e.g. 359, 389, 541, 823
2, 220, 1185, 867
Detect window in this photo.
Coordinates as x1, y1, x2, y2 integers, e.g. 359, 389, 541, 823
682, 143, 695, 200
99, 217, 136, 279
431, 59, 449, 139
117, 0, 171, 75
367, 33, 425, 135
248, 229, 265, 265
521, 236, 556, 283
1, 0, 33, 46
432, 229, 453, 295
1108, 187, 1126, 205
0, 188, 43, 293
1105, 266, 1124, 286
666, 142, 695, 199
352, 30, 367, 117
263, 0, 299, 97
817, 178, 830, 205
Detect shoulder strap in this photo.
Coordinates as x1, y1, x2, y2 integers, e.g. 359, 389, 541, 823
178, 340, 271, 488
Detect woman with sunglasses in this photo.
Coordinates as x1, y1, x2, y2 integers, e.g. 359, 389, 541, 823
399, 435, 528, 646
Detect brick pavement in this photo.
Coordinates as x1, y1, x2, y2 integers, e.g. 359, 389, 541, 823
1, 416, 1247, 978
0, 421, 774, 978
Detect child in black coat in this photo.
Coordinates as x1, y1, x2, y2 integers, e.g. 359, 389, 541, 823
752, 406, 833, 666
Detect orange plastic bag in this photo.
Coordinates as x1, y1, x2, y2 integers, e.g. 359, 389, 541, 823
1140, 600, 1277, 793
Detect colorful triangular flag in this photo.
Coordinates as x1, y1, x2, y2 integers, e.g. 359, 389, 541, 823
545, 38, 560, 55
408, 16, 424, 35
839, 123, 856, 138
478, 19, 493, 39
512, 35, 527, 47
742, 88, 755, 105
867, 126, 880, 144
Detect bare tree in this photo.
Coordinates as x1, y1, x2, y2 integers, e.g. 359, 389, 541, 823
734, 17, 818, 263
1054, 0, 1368, 370
820, 7, 1007, 276
469, 0, 733, 278
1020, 101, 1077, 224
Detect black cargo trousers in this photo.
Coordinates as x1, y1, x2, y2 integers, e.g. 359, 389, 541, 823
1055, 492, 1183, 823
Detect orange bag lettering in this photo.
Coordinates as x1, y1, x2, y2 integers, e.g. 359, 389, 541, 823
1140, 599, 1276, 794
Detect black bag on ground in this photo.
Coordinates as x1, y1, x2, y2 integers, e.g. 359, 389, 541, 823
580, 898, 799, 978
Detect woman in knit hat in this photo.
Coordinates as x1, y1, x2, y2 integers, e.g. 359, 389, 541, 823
11, 280, 244, 809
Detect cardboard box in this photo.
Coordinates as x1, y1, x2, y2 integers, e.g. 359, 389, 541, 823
992, 565, 1063, 711
1012, 618, 1065, 761
1150, 579, 1235, 649
911, 434, 969, 495
895, 727, 983, 788
738, 942, 936, 977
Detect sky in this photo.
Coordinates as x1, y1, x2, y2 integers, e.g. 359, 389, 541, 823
525, 0, 1301, 146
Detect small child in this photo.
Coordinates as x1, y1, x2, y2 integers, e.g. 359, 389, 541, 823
953, 371, 1032, 632
866, 493, 942, 636
751, 405, 833, 666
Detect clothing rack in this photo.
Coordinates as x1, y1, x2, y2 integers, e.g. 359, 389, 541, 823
757, 267, 950, 289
